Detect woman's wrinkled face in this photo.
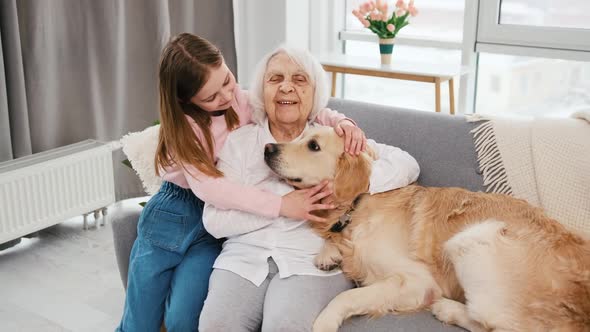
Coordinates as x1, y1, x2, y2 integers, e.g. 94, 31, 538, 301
191, 62, 236, 112
263, 53, 314, 126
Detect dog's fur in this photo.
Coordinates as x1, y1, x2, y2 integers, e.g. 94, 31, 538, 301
264, 127, 590, 332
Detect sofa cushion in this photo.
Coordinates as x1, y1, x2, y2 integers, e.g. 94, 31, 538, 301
342, 312, 465, 331
328, 98, 485, 192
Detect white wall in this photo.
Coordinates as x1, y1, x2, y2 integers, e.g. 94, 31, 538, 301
285, 0, 310, 50
308, 0, 345, 55
233, 0, 286, 87
233, 0, 342, 88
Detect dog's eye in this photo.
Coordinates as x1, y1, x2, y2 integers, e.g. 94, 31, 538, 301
307, 140, 320, 151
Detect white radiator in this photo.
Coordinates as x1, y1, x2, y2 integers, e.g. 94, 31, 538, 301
0, 140, 115, 244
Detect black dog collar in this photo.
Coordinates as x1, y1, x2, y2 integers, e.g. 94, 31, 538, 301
330, 210, 352, 233
330, 196, 362, 233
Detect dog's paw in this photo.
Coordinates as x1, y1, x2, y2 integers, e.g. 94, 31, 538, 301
314, 248, 342, 271
431, 298, 466, 325
316, 261, 341, 271
312, 311, 341, 332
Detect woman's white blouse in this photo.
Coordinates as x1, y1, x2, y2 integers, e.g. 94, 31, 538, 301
203, 119, 420, 286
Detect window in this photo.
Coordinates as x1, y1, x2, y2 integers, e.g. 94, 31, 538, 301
345, 0, 465, 43
474, 0, 590, 116
499, 0, 590, 30
477, 0, 590, 53
330, 0, 590, 116
490, 75, 501, 94
342, 41, 461, 113
340, 0, 465, 112
476, 53, 590, 116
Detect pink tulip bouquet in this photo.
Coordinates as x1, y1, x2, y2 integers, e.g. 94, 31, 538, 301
352, 0, 418, 38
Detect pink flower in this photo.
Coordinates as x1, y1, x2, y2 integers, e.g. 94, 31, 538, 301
396, 8, 406, 17
379, 2, 389, 14
361, 2, 371, 13
376, 0, 387, 13
387, 23, 395, 32
368, 1, 376, 11
396, 0, 405, 8
370, 11, 380, 20
407, 0, 418, 16
352, 10, 364, 23
361, 19, 370, 28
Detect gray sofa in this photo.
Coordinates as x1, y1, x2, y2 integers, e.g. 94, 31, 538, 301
112, 98, 484, 331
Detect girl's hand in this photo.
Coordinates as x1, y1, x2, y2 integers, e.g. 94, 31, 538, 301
335, 120, 367, 155
280, 180, 335, 222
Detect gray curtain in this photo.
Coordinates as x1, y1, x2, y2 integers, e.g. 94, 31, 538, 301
0, 0, 237, 200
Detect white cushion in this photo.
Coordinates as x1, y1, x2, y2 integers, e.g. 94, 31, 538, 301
120, 125, 162, 195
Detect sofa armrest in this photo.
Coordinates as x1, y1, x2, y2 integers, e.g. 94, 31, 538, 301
111, 204, 142, 289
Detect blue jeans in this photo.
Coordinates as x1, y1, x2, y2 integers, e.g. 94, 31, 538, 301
117, 181, 221, 332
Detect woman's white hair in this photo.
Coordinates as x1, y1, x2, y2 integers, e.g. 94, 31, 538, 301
248, 45, 330, 125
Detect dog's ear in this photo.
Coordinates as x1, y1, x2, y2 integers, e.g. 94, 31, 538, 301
333, 153, 371, 202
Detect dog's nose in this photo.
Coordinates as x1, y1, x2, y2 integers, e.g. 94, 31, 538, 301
264, 143, 279, 160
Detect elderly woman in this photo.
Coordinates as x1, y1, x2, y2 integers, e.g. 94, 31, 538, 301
198, 46, 420, 331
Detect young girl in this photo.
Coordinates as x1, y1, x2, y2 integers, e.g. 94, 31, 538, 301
116, 33, 366, 332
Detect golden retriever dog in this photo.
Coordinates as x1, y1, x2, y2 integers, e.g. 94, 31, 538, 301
263, 127, 590, 332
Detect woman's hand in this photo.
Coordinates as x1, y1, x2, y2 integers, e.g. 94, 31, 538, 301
335, 120, 366, 155
280, 180, 335, 222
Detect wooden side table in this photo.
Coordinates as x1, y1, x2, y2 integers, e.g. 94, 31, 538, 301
319, 54, 469, 115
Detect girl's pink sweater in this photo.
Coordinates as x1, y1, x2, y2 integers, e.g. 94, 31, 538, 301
161, 85, 349, 218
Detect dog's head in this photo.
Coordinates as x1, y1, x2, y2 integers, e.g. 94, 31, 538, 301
264, 127, 375, 203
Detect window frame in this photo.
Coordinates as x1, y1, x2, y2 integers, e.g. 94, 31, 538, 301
340, 31, 463, 50
477, 0, 590, 58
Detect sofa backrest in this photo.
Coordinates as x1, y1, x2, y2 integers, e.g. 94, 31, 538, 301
328, 98, 485, 192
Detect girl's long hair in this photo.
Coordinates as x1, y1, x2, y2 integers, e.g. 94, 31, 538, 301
155, 33, 239, 178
